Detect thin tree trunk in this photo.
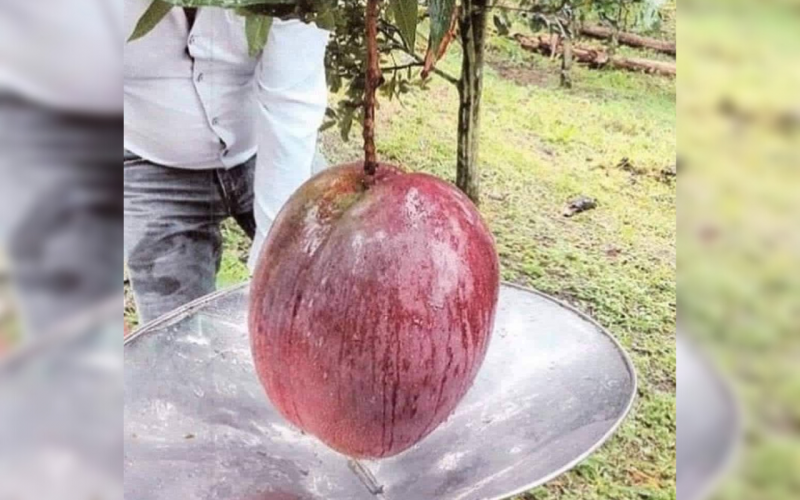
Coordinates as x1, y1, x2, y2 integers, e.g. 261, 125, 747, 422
456, 0, 487, 204
560, 33, 573, 88
579, 24, 676, 56
609, 27, 619, 56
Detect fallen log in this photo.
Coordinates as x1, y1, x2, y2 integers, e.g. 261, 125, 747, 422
579, 24, 676, 57
514, 34, 676, 77
610, 56, 676, 76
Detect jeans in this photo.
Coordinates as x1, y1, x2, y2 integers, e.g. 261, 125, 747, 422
123, 155, 256, 325
0, 92, 122, 338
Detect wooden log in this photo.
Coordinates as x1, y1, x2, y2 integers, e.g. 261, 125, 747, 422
514, 34, 675, 77
579, 24, 676, 56
515, 34, 606, 63
609, 56, 676, 76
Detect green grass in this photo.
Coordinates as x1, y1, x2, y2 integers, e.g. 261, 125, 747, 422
217, 220, 253, 288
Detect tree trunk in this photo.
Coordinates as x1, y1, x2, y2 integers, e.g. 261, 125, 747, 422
608, 27, 619, 56
515, 34, 676, 77
579, 24, 676, 56
456, 0, 487, 204
560, 33, 573, 88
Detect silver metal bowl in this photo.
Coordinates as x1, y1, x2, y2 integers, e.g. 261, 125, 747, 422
0, 297, 123, 500
124, 283, 636, 500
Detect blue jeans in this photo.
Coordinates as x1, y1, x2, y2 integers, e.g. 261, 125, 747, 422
123, 154, 256, 325
0, 92, 122, 338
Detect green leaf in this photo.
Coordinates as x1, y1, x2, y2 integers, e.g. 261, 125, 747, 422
340, 111, 354, 142
245, 15, 272, 56
161, 0, 291, 7
391, 0, 418, 50
128, 0, 173, 42
387, 71, 398, 100
427, 0, 456, 52
319, 120, 337, 132
313, 8, 337, 31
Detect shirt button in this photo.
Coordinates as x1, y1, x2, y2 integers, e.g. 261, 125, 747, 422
211, 117, 219, 126
188, 35, 196, 45
222, 149, 229, 157
196, 73, 204, 83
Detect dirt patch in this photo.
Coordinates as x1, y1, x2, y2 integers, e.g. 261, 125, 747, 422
489, 60, 554, 88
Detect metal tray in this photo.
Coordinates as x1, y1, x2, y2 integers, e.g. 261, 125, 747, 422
124, 283, 636, 500
677, 335, 740, 500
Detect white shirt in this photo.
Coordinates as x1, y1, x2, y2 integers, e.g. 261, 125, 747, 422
124, 4, 329, 170
0, 0, 123, 115
123, 3, 330, 262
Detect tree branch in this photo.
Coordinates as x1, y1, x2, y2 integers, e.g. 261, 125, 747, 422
412, 55, 460, 86
377, 22, 461, 87
363, 0, 381, 176
485, 2, 568, 15
381, 62, 423, 72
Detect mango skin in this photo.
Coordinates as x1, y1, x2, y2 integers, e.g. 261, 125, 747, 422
249, 162, 499, 458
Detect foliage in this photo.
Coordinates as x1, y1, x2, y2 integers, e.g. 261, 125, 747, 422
130, 0, 462, 140
129, 0, 175, 41
245, 15, 273, 56
489, 0, 670, 88
491, 0, 668, 41
587, 0, 667, 33
320, 1, 431, 141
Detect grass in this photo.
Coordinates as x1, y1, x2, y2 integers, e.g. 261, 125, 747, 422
217, 220, 253, 288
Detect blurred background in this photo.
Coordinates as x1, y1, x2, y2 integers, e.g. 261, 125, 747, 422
679, 0, 800, 499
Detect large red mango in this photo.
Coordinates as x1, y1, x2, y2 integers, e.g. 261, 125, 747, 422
249, 162, 499, 458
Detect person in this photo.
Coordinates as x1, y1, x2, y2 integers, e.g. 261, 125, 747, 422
124, 3, 330, 324
0, 0, 123, 338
